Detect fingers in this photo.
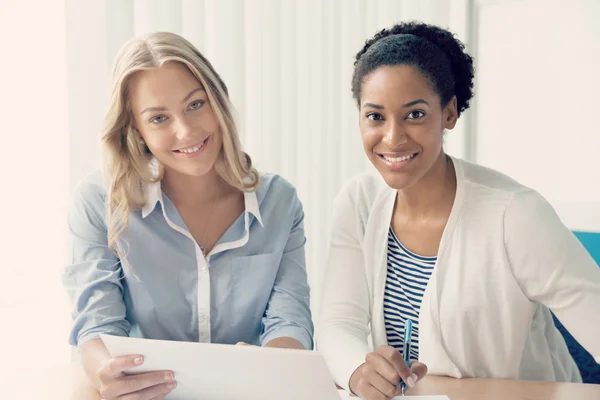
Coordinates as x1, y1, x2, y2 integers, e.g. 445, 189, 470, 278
119, 371, 175, 395
99, 355, 144, 381
356, 384, 393, 400
236, 342, 251, 346
365, 352, 401, 386
351, 352, 401, 399
100, 370, 174, 399
361, 363, 399, 398
118, 381, 176, 400
350, 350, 427, 400
410, 361, 428, 383
375, 346, 412, 385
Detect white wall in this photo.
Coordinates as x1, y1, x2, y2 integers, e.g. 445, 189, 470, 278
473, 0, 600, 231
0, 0, 70, 392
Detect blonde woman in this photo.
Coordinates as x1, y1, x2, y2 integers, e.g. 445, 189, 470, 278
63, 32, 313, 399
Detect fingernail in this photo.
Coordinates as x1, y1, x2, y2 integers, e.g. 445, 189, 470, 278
406, 376, 415, 388
412, 373, 419, 383
164, 372, 173, 381
134, 357, 143, 365
168, 381, 177, 390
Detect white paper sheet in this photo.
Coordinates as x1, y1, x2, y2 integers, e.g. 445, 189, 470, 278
101, 334, 342, 400
337, 390, 449, 400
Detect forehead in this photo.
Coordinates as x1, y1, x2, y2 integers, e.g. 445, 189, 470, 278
360, 65, 437, 106
129, 62, 202, 110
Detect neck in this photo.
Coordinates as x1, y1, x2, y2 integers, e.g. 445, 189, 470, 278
161, 167, 223, 207
395, 153, 456, 219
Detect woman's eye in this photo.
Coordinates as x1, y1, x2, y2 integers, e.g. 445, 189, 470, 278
189, 100, 205, 110
150, 115, 167, 124
407, 110, 425, 119
367, 113, 384, 121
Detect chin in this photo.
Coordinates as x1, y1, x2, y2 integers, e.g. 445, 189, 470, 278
375, 168, 421, 191
161, 161, 215, 178
182, 166, 215, 177
381, 174, 415, 191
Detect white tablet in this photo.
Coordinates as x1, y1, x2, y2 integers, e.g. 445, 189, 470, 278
101, 335, 341, 400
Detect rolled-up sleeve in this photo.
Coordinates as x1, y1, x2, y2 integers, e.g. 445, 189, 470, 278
62, 178, 130, 347
260, 190, 314, 350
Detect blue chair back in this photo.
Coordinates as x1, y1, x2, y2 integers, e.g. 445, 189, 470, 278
553, 231, 600, 383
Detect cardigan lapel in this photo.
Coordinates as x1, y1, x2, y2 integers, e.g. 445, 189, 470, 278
420, 156, 466, 377
365, 183, 397, 349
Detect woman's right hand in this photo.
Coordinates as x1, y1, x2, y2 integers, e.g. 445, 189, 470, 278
97, 355, 176, 400
349, 346, 427, 400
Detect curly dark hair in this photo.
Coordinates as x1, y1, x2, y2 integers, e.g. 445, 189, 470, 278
351, 21, 474, 117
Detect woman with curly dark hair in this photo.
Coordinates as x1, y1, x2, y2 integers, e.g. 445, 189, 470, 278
318, 21, 600, 399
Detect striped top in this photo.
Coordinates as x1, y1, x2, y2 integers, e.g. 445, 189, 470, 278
383, 227, 436, 360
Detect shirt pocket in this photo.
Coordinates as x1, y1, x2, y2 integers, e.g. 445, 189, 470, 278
231, 252, 282, 318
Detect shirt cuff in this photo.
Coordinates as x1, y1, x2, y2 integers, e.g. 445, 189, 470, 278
74, 327, 129, 348
261, 325, 313, 350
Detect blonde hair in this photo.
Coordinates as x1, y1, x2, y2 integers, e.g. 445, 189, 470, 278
102, 31, 259, 250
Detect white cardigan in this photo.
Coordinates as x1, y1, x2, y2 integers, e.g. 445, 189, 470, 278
317, 157, 600, 390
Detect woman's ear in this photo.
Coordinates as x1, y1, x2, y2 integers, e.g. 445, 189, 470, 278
133, 127, 145, 144
443, 96, 458, 130
132, 127, 151, 154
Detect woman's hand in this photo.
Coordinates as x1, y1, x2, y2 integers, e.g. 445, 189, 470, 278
349, 345, 427, 400
96, 355, 176, 400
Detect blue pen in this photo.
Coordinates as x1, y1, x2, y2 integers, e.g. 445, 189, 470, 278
401, 319, 413, 396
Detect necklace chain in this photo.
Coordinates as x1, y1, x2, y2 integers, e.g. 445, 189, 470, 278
163, 178, 222, 259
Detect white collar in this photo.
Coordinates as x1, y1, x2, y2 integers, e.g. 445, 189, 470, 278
140, 160, 263, 226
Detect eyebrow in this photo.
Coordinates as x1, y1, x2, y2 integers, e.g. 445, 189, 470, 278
403, 99, 429, 108
363, 99, 430, 110
140, 87, 205, 115
182, 87, 205, 104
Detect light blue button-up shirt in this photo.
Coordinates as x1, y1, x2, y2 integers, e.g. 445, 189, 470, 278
62, 171, 313, 350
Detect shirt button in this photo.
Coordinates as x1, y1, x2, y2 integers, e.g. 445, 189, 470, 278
200, 314, 209, 321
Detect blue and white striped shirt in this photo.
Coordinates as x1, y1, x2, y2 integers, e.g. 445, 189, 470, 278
383, 227, 436, 360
